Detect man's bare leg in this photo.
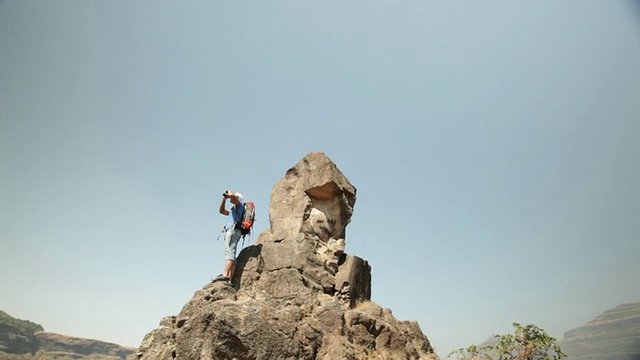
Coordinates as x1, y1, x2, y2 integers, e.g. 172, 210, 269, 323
223, 260, 236, 281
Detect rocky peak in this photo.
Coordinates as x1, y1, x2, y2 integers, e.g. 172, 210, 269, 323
137, 152, 437, 360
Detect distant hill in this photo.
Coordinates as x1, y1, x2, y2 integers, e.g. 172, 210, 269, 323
560, 302, 640, 360
0, 310, 135, 360
472, 303, 640, 360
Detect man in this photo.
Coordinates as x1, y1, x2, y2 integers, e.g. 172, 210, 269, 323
212, 190, 244, 285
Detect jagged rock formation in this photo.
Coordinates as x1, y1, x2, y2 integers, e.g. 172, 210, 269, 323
560, 302, 640, 360
0, 310, 136, 360
137, 152, 437, 360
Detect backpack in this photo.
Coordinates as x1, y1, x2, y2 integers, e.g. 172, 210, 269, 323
236, 201, 255, 236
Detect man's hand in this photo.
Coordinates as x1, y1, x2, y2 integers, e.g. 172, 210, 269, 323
219, 192, 231, 215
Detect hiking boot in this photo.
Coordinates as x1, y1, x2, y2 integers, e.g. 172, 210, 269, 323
212, 274, 229, 283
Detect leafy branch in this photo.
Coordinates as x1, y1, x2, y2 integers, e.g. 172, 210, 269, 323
449, 323, 567, 360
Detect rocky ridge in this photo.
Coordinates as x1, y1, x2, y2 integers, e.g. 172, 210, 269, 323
0, 310, 135, 360
560, 302, 640, 360
137, 152, 438, 360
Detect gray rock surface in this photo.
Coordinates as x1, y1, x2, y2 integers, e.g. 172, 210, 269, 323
137, 152, 438, 360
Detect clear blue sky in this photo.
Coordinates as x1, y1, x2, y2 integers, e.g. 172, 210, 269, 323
1, 1, 639, 357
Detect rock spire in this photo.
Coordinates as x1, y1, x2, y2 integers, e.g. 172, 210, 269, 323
137, 152, 438, 360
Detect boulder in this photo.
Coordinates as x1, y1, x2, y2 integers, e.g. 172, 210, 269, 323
335, 254, 372, 309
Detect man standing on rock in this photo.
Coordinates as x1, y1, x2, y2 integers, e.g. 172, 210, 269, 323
213, 190, 244, 285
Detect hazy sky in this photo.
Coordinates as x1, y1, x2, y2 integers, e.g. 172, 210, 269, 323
1, 1, 639, 357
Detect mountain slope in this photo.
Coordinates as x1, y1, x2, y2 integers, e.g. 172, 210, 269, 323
560, 303, 640, 360
0, 310, 135, 360
0, 310, 42, 356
